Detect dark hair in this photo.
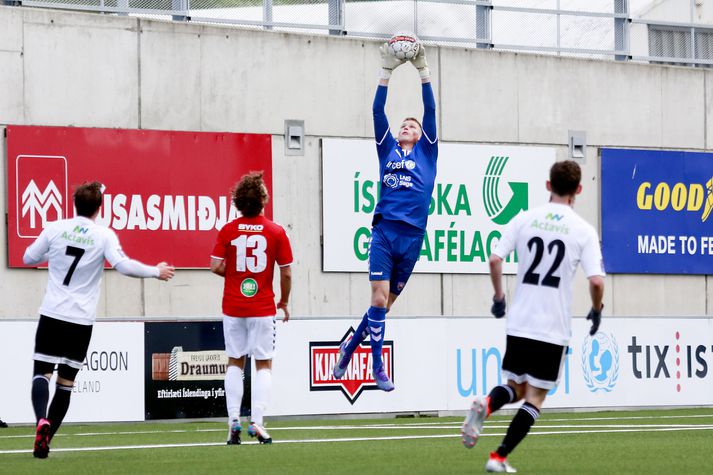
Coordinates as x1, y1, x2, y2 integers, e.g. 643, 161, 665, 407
549, 160, 582, 196
232, 171, 268, 218
73, 181, 103, 217
403, 117, 422, 133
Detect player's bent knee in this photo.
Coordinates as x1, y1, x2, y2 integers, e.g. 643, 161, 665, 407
228, 356, 247, 369
57, 364, 80, 383
33, 360, 54, 377
57, 377, 75, 387
255, 359, 273, 371
507, 381, 526, 400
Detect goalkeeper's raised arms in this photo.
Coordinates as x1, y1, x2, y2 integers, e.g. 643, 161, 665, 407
410, 45, 430, 80
379, 43, 406, 80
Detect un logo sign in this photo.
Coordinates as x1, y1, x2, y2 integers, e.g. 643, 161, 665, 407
581, 332, 620, 393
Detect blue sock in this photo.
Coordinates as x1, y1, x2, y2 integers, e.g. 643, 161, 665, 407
345, 312, 369, 355
367, 306, 387, 371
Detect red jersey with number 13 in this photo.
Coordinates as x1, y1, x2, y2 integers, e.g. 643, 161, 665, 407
211, 215, 293, 317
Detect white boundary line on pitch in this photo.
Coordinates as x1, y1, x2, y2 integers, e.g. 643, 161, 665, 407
3, 423, 710, 440
1, 425, 713, 455
1, 412, 713, 440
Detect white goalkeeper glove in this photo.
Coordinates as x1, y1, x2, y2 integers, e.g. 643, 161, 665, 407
380, 43, 406, 80
410, 45, 430, 79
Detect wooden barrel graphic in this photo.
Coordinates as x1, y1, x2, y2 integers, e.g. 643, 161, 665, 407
152, 353, 170, 381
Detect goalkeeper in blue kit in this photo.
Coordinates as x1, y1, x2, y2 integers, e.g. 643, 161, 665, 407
333, 42, 438, 391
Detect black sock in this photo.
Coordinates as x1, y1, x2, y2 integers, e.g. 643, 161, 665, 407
496, 402, 540, 457
31, 376, 50, 422
48, 384, 73, 439
487, 384, 517, 414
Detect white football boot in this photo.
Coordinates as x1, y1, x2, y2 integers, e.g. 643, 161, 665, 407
462, 397, 488, 448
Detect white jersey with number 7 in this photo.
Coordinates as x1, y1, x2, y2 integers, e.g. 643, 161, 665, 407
23, 216, 129, 326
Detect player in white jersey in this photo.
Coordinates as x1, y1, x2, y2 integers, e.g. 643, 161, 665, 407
461, 161, 605, 473
23, 182, 175, 459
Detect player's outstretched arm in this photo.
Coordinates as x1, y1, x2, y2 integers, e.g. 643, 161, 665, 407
23, 229, 51, 266
410, 44, 431, 83
115, 259, 175, 281
373, 49, 397, 152
378, 42, 406, 86
410, 46, 437, 146
277, 265, 292, 322
156, 262, 175, 281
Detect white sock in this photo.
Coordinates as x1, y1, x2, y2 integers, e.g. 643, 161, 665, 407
225, 365, 243, 423
251, 369, 272, 425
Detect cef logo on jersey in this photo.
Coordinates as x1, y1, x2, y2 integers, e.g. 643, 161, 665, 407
309, 329, 394, 404
15, 155, 68, 238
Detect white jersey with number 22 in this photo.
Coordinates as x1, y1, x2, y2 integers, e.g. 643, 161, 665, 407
493, 202, 605, 346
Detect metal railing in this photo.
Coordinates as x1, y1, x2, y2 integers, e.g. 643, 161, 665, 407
5, 0, 713, 67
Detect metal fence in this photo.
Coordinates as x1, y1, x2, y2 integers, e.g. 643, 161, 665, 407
5, 0, 713, 67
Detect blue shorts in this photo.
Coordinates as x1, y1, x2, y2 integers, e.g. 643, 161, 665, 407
368, 219, 424, 295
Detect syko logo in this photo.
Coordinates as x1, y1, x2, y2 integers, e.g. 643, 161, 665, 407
16, 155, 67, 238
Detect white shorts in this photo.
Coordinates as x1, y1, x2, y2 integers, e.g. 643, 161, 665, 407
223, 315, 276, 361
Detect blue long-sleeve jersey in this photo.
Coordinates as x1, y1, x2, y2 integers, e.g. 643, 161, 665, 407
372, 82, 438, 231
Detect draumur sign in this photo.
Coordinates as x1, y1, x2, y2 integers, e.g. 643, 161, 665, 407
321, 139, 555, 273
5, 125, 272, 268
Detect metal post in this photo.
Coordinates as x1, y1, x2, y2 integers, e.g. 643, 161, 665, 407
264, 0, 273, 31
690, 0, 696, 66
117, 0, 128, 16
476, 1, 492, 49
414, 0, 418, 39
614, 0, 629, 61
171, 0, 188, 22
556, 0, 561, 55
328, 0, 344, 36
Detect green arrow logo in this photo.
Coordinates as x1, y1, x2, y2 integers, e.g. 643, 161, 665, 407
483, 156, 528, 225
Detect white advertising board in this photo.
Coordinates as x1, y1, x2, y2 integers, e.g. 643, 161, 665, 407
3, 317, 709, 423
445, 317, 713, 410
0, 321, 145, 423
271, 317, 713, 416
322, 139, 556, 274
271, 318, 448, 416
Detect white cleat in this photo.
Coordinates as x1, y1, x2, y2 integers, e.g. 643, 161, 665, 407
461, 396, 487, 448
248, 422, 272, 444
485, 453, 517, 473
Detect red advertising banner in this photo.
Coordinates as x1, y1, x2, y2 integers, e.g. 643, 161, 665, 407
6, 126, 272, 268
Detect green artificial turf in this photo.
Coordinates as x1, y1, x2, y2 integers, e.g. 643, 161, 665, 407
1, 408, 711, 474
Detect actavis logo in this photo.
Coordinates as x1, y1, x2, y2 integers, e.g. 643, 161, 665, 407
16, 155, 68, 238
309, 329, 394, 404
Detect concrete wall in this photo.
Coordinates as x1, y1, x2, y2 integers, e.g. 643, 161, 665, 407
1, 5, 711, 321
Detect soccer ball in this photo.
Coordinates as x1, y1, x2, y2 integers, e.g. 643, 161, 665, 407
388, 32, 421, 60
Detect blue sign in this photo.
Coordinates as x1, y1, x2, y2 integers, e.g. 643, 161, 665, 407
601, 148, 713, 274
